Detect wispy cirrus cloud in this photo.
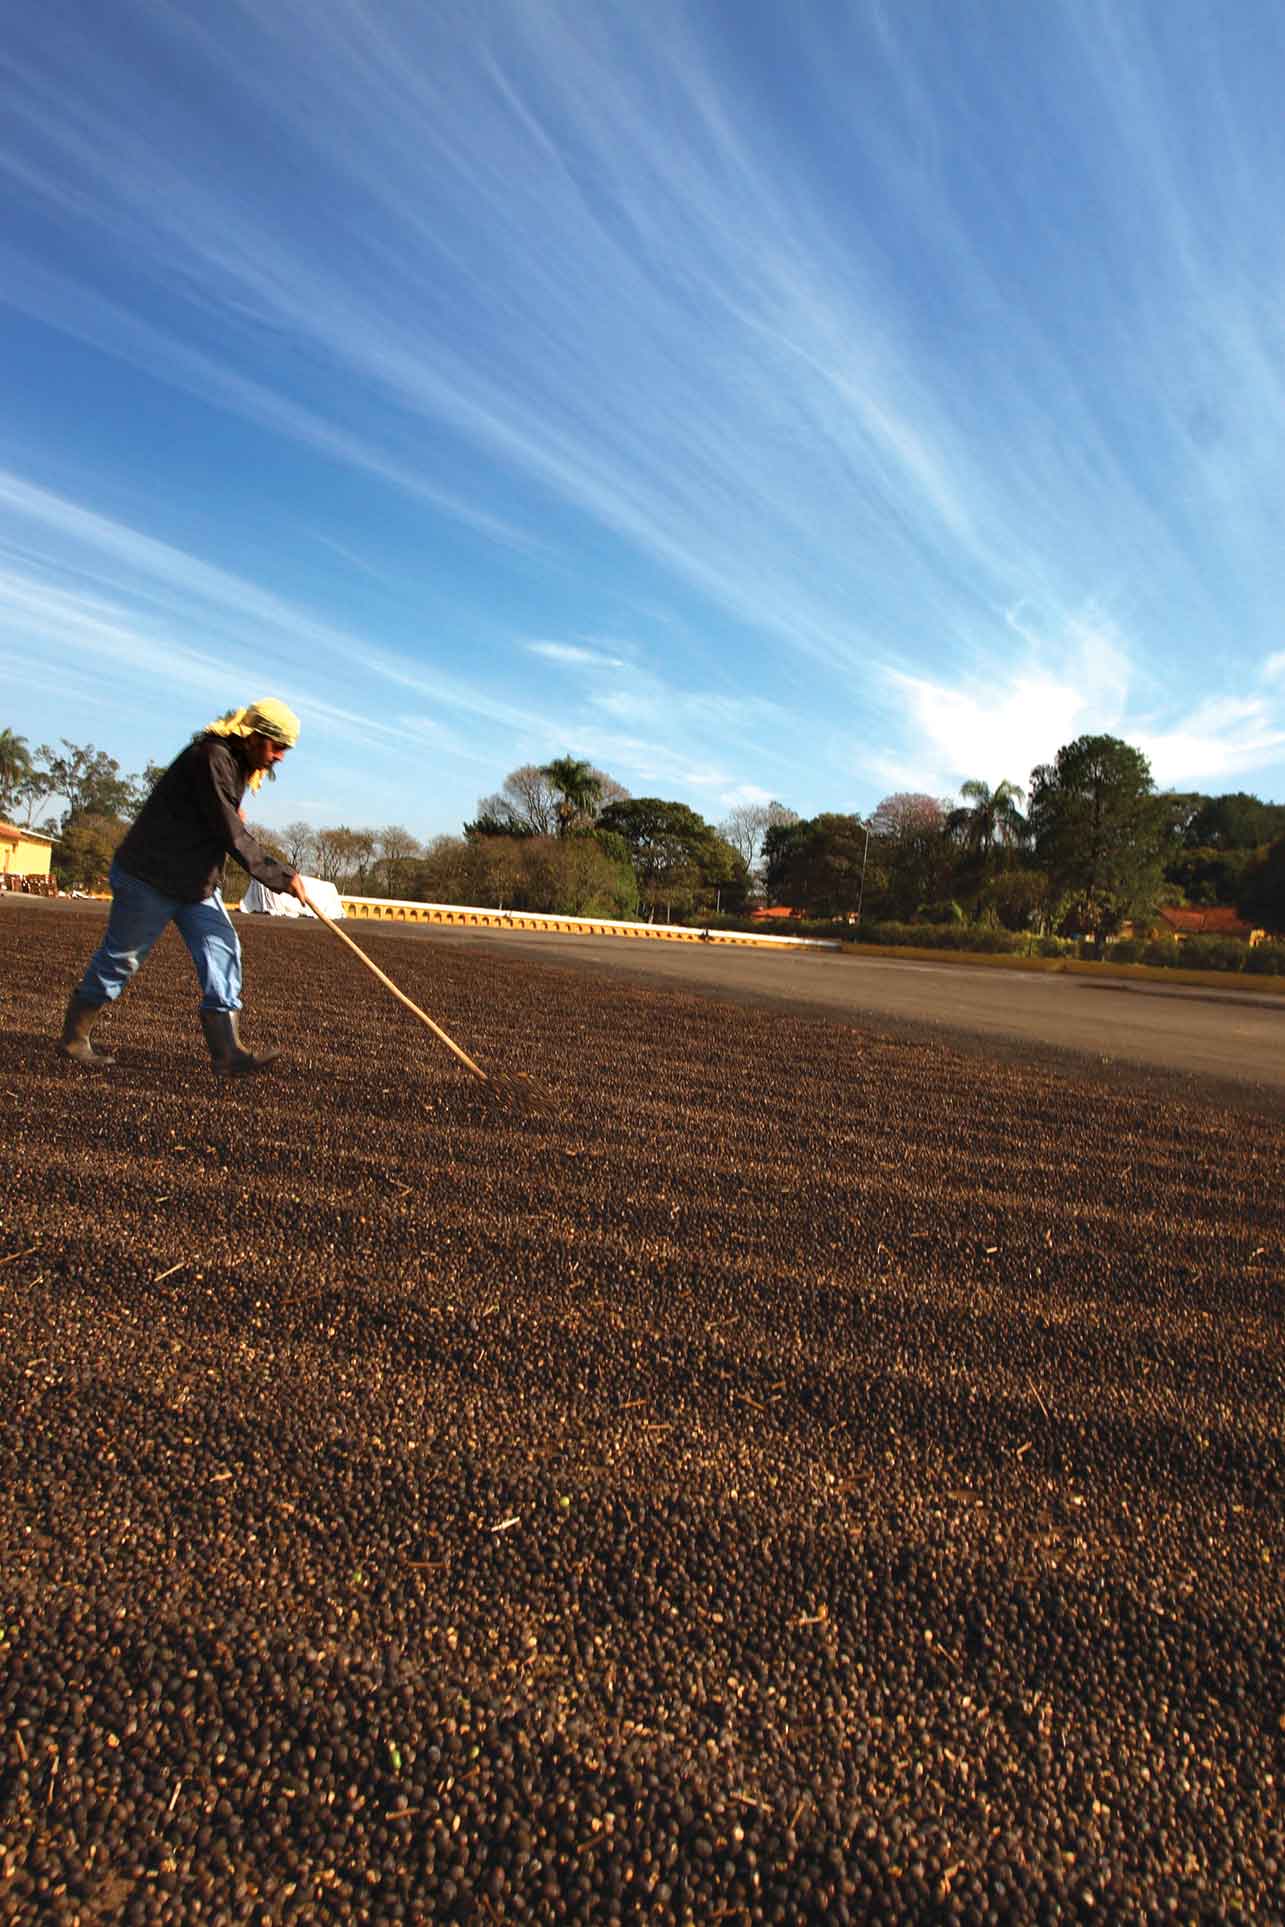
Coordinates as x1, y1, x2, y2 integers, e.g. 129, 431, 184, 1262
0, 464, 813, 820
526, 640, 627, 670
1, 0, 1282, 823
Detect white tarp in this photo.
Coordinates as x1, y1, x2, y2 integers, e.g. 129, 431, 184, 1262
238, 874, 343, 919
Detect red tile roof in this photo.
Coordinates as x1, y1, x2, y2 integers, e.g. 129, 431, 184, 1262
1157, 905, 1254, 939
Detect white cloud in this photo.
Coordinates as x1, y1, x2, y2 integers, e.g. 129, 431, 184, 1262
1263, 652, 1285, 685
1134, 697, 1285, 787
526, 640, 626, 668
718, 783, 774, 808
887, 666, 1089, 791
886, 624, 1285, 797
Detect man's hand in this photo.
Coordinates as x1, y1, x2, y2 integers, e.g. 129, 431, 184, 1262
288, 873, 310, 904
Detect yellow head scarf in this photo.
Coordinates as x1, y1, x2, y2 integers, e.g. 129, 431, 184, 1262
200, 699, 301, 790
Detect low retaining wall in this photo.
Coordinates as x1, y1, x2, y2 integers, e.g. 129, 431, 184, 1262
339, 896, 840, 950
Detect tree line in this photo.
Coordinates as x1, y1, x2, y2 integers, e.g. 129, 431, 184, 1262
3, 727, 1283, 935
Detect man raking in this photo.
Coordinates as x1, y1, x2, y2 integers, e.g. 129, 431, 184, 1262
59, 699, 308, 1074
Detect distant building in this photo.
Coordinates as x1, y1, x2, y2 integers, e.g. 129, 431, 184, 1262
0, 821, 55, 889
1153, 905, 1263, 945
750, 903, 801, 922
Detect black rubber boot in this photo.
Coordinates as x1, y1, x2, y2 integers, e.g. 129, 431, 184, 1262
59, 994, 116, 1067
200, 1009, 281, 1076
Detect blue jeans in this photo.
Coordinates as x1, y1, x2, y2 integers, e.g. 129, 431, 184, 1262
78, 862, 243, 1013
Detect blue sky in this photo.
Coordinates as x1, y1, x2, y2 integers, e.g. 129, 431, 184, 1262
3, 0, 1283, 840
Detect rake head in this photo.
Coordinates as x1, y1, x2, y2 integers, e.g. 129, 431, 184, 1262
478, 1068, 550, 1116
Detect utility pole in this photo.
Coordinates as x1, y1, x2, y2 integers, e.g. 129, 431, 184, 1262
855, 822, 871, 925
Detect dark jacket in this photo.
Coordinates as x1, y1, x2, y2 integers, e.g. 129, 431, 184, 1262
114, 736, 296, 903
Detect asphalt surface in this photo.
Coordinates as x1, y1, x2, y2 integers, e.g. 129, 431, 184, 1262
338, 919, 1285, 1110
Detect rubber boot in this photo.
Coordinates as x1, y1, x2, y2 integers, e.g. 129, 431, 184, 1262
199, 1009, 281, 1076
59, 994, 116, 1067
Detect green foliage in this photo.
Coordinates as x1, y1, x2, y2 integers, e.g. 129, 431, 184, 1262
466, 808, 535, 839
1244, 942, 1285, 976
763, 812, 870, 918
945, 778, 1027, 861
1164, 845, 1255, 906
865, 794, 952, 920
471, 762, 627, 841
857, 920, 1026, 954
598, 797, 747, 917
1028, 734, 1170, 940
310, 826, 378, 887
520, 834, 637, 917
1181, 792, 1285, 851
1238, 836, 1285, 933
52, 812, 128, 890
0, 728, 34, 817
413, 832, 633, 918
40, 740, 147, 830
980, 867, 1050, 931
540, 756, 604, 837
1180, 935, 1251, 972
1104, 934, 1285, 976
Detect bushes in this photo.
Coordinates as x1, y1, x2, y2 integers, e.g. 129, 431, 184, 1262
854, 921, 1025, 954
680, 913, 1285, 977
1180, 935, 1252, 973
1119, 934, 1285, 975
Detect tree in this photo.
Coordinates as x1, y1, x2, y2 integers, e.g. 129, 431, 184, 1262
980, 867, 1050, 932
540, 756, 604, 837
0, 728, 33, 817
415, 835, 498, 906
1164, 845, 1255, 907
39, 741, 146, 830
719, 800, 799, 880
1027, 734, 1170, 943
246, 822, 290, 865
518, 835, 637, 918
373, 825, 422, 898
946, 779, 1027, 862
866, 792, 953, 920
1238, 837, 1285, 934
53, 813, 128, 891
7, 763, 56, 829
764, 813, 871, 919
598, 797, 748, 919
310, 827, 351, 884
1182, 792, 1285, 851
279, 821, 317, 871
324, 828, 377, 890
470, 760, 628, 838
505, 764, 560, 835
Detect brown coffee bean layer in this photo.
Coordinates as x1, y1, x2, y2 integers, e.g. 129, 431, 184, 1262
1, 905, 1281, 1923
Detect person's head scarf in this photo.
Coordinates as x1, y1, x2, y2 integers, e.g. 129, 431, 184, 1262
198, 699, 301, 790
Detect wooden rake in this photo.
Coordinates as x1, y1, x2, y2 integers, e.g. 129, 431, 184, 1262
299, 890, 540, 1112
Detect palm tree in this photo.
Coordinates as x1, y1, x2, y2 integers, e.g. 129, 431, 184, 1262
0, 729, 33, 818
540, 755, 603, 837
947, 778, 1027, 862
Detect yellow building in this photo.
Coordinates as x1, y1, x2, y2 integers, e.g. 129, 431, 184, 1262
0, 821, 56, 889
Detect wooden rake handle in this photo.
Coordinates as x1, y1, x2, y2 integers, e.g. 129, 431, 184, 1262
299, 890, 491, 1088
